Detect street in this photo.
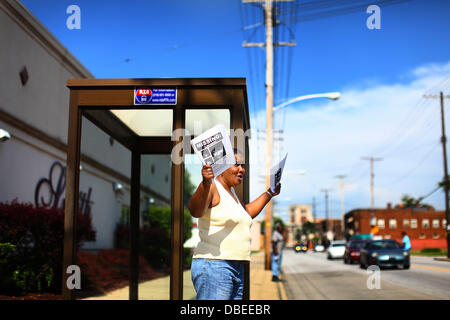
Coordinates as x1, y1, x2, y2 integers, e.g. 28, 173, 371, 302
281, 249, 450, 300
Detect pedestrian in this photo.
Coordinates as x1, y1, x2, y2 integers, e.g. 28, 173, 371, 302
401, 231, 411, 251
271, 222, 285, 282
188, 149, 281, 300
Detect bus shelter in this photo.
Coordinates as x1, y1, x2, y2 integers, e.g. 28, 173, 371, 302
62, 78, 251, 300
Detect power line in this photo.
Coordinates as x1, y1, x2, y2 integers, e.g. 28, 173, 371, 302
381, 142, 440, 188
287, 0, 412, 24
420, 185, 442, 201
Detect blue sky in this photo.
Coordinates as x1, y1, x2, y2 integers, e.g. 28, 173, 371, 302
20, 0, 450, 222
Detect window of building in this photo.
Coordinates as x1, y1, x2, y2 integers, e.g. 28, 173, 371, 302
403, 219, 409, 228
432, 233, 440, 239
419, 233, 426, 239
422, 219, 429, 229
432, 219, 439, 229
301, 209, 307, 214
377, 219, 385, 229
355, 221, 359, 230
389, 219, 397, 229
443, 219, 447, 229
411, 219, 417, 229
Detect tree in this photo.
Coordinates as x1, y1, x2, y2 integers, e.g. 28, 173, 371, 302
184, 170, 196, 208
395, 194, 432, 210
301, 221, 317, 236
272, 215, 285, 231
438, 175, 450, 190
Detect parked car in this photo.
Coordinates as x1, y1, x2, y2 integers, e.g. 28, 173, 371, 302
359, 239, 410, 269
314, 243, 325, 252
294, 242, 308, 253
326, 240, 346, 259
344, 239, 368, 264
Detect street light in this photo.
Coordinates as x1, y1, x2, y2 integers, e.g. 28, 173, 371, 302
273, 92, 341, 112
264, 91, 340, 270
0, 129, 11, 142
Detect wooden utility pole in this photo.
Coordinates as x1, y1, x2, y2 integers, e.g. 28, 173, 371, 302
242, 0, 295, 270
361, 157, 382, 228
335, 174, 346, 236
321, 188, 332, 232
264, 0, 274, 271
439, 92, 450, 259
424, 91, 450, 258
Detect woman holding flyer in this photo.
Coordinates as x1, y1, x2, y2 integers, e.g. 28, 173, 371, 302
188, 150, 281, 300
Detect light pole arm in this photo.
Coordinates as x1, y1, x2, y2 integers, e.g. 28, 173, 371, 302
273, 92, 340, 112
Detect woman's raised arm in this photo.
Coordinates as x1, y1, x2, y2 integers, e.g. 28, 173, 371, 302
188, 164, 215, 218
245, 184, 281, 219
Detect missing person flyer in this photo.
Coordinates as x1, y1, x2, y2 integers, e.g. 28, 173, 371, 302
270, 153, 288, 193
190, 124, 235, 177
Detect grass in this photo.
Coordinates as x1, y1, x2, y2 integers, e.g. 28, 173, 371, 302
410, 248, 447, 257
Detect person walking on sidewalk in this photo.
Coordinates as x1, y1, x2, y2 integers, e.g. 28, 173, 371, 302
401, 231, 411, 251
271, 223, 285, 282
188, 150, 281, 300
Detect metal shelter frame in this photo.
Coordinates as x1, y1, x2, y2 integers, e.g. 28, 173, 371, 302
62, 78, 251, 300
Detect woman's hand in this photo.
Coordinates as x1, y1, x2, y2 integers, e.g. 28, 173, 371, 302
269, 184, 281, 197
201, 164, 214, 185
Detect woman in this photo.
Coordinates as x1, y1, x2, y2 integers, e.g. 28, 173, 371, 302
188, 150, 281, 300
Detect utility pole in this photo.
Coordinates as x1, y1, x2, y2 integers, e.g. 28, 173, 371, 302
321, 188, 332, 233
361, 156, 383, 227
424, 91, 450, 258
335, 174, 346, 238
242, 0, 295, 270
312, 196, 316, 222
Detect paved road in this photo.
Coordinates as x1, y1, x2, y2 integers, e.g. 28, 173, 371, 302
281, 249, 450, 300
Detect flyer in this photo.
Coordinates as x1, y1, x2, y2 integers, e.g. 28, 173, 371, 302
270, 153, 288, 193
190, 124, 235, 177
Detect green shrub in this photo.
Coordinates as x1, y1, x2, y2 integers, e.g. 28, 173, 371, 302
421, 248, 442, 253
0, 201, 96, 295
0, 243, 20, 295
115, 206, 193, 271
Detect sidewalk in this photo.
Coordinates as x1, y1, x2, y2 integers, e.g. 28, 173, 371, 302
249, 251, 288, 300
84, 251, 287, 300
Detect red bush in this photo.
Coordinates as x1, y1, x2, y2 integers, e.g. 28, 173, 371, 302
0, 200, 96, 293
77, 249, 156, 295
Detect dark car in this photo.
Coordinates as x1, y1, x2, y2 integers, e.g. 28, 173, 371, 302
294, 242, 308, 253
343, 239, 368, 264
359, 239, 410, 270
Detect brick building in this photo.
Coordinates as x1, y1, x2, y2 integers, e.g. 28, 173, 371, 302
344, 203, 447, 250
314, 218, 344, 240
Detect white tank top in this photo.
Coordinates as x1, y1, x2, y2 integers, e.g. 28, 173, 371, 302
193, 180, 253, 261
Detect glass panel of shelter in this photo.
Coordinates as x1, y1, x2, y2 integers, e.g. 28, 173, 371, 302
139, 154, 172, 300
76, 114, 132, 300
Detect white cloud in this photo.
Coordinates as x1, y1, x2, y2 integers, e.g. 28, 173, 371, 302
249, 61, 450, 221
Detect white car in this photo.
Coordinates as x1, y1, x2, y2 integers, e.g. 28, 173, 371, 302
327, 240, 347, 259
314, 244, 325, 252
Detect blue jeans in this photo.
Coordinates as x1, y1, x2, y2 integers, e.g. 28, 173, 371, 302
191, 258, 245, 300
271, 252, 282, 277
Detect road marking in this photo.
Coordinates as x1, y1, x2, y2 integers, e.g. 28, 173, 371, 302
412, 264, 450, 273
